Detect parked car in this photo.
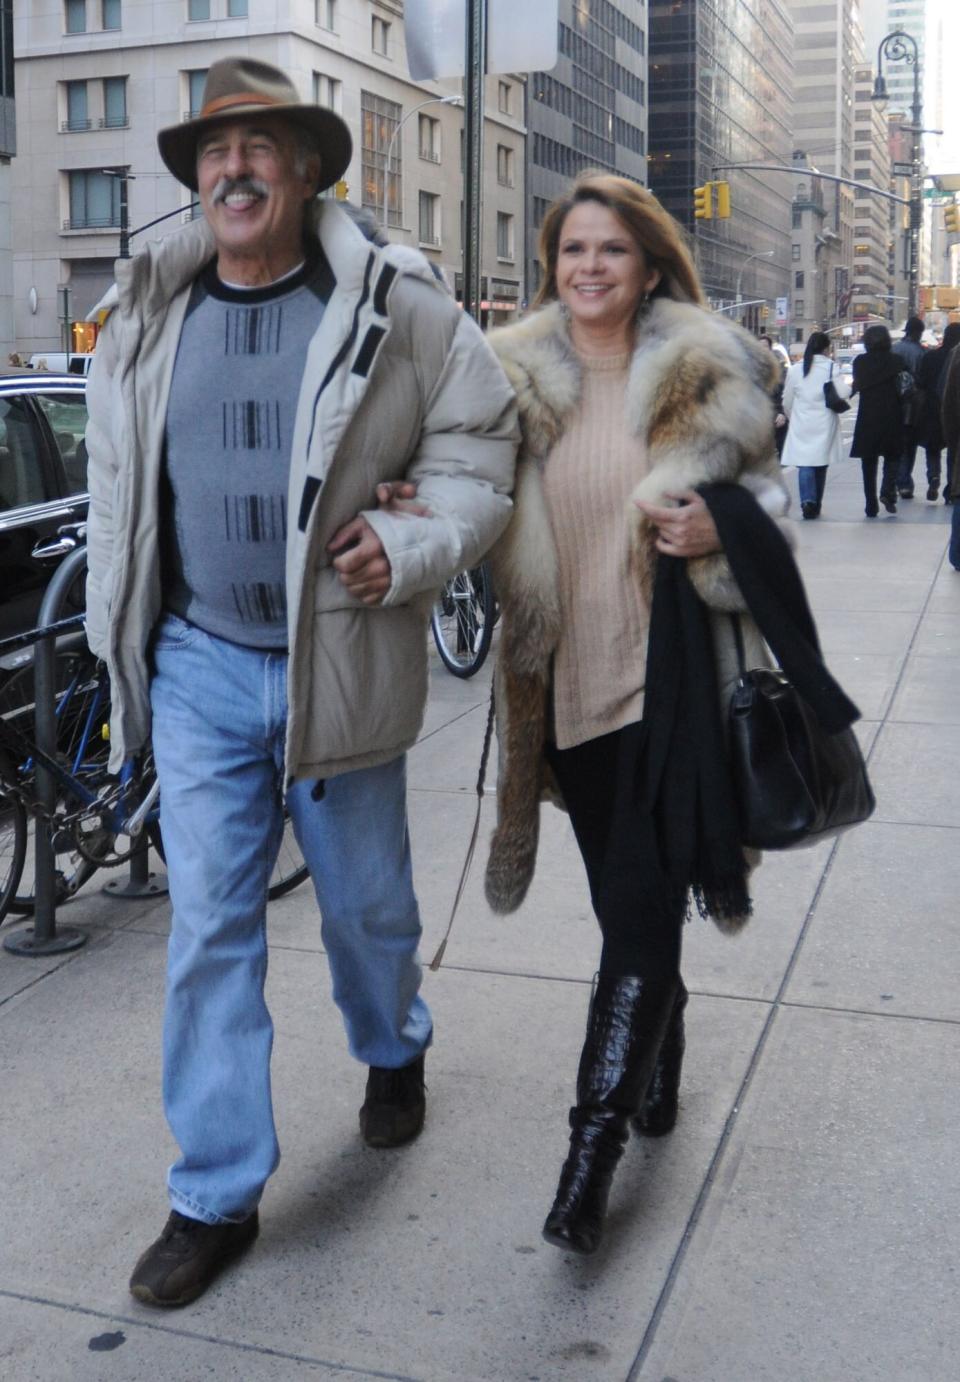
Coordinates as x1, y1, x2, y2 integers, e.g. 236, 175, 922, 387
0, 370, 89, 669
27, 352, 96, 376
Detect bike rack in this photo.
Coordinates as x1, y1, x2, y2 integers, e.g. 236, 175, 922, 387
4, 546, 90, 956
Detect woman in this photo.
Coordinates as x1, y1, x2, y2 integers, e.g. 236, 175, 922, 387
917, 322, 960, 502
483, 175, 793, 1255
781, 331, 851, 519
850, 325, 906, 517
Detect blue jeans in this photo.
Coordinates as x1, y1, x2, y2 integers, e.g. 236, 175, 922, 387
149, 614, 432, 1224
798, 466, 827, 509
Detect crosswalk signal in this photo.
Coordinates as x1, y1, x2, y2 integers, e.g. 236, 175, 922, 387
693, 184, 713, 220
715, 181, 731, 219
945, 202, 960, 235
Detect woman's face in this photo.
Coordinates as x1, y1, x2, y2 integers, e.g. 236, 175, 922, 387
555, 201, 661, 338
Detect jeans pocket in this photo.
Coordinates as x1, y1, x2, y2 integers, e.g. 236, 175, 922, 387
152, 613, 200, 652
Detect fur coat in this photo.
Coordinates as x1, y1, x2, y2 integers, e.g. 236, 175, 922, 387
483, 296, 790, 927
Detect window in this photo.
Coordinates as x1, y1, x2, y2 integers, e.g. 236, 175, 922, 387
313, 73, 341, 113
35, 394, 90, 495
498, 81, 512, 114
65, 81, 89, 132
496, 144, 514, 186
67, 169, 122, 230
187, 0, 210, 19
496, 211, 514, 260
795, 271, 804, 289
101, 0, 120, 28
372, 15, 390, 56
361, 91, 401, 227
794, 299, 804, 316
0, 399, 46, 511
65, 0, 86, 33
226, 0, 247, 14
187, 70, 208, 118
419, 114, 440, 162
316, 0, 335, 29
419, 191, 440, 246
791, 244, 801, 261
103, 76, 127, 128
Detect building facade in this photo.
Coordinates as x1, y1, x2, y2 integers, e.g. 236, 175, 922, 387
851, 60, 892, 323
525, 0, 648, 302
13, 1, 526, 352
647, 0, 794, 334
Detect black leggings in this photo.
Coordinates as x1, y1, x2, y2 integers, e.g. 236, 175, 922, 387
547, 725, 684, 981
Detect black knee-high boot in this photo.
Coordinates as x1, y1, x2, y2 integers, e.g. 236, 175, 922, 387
542, 974, 678, 1255
632, 981, 687, 1137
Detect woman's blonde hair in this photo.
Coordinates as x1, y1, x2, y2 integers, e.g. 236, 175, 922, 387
534, 172, 705, 310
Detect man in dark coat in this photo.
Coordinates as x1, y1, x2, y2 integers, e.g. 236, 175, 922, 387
850, 325, 906, 516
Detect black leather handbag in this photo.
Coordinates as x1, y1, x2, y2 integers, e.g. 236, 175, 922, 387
823, 361, 850, 414
727, 616, 875, 850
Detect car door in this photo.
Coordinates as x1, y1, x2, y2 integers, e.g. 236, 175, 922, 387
0, 386, 88, 659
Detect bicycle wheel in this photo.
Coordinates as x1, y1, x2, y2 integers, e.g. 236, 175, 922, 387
0, 650, 112, 913
0, 791, 27, 925
148, 803, 308, 903
430, 563, 495, 678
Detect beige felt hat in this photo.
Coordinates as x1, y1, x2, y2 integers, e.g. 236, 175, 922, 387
157, 56, 352, 193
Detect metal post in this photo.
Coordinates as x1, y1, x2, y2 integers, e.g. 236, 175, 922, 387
102, 834, 168, 900
463, 0, 487, 321
4, 548, 90, 957
118, 171, 130, 259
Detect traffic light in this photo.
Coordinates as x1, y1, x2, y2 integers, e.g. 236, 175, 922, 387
714, 181, 731, 219
945, 202, 960, 234
693, 184, 713, 220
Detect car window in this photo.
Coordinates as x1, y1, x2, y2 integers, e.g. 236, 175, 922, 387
0, 397, 47, 512
34, 393, 89, 495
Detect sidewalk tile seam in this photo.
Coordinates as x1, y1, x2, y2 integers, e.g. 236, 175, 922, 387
0, 1289, 424, 1381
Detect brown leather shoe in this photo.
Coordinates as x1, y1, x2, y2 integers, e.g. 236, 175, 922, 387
359, 1054, 426, 1148
129, 1210, 259, 1307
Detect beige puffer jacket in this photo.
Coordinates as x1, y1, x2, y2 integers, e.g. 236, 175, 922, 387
85, 202, 518, 778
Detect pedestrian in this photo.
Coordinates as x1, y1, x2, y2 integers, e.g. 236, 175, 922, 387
940, 340, 960, 568
892, 316, 926, 498
84, 57, 518, 1307
480, 173, 796, 1256
917, 322, 960, 502
850, 324, 907, 517
780, 331, 851, 519
759, 333, 789, 458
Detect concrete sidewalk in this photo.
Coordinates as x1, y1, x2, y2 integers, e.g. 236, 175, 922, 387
2, 453, 958, 1382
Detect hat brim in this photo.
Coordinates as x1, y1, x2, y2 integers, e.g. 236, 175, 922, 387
157, 103, 352, 193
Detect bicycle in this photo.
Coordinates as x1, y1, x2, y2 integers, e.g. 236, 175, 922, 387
430, 562, 496, 678
0, 625, 308, 924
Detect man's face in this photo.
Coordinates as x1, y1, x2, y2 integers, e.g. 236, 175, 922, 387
196, 118, 320, 264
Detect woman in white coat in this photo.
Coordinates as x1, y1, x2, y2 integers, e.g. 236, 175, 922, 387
781, 332, 851, 519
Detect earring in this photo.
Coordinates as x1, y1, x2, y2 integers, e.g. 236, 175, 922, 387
559, 300, 571, 322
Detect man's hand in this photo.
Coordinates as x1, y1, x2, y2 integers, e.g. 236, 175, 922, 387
634, 489, 722, 558
328, 516, 393, 605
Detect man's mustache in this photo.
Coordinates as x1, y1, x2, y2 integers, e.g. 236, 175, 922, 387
212, 176, 270, 205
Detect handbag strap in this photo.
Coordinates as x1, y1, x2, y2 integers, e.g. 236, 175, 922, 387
729, 612, 747, 677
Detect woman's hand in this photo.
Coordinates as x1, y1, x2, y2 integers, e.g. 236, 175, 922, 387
634, 489, 722, 558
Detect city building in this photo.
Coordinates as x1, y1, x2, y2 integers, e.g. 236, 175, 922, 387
852, 61, 893, 324
12, 1, 526, 353
647, 0, 794, 335
0, 0, 14, 357
785, 0, 865, 338
525, 0, 648, 303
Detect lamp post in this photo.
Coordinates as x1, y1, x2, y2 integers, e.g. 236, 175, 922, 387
101, 167, 134, 257
734, 248, 775, 318
872, 29, 922, 314
382, 94, 463, 232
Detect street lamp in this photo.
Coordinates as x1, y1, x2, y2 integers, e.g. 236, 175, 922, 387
101, 167, 134, 257
382, 94, 463, 231
734, 248, 775, 316
872, 29, 922, 314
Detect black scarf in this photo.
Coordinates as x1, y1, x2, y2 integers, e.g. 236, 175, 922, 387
602, 482, 860, 932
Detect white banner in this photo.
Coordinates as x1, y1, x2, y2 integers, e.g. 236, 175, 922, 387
405, 0, 559, 81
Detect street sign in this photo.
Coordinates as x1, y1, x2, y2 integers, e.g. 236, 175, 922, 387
405, 0, 559, 80
892, 162, 914, 176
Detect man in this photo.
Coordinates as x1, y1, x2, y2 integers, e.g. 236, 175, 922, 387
941, 341, 960, 567
892, 316, 926, 498
84, 58, 517, 1307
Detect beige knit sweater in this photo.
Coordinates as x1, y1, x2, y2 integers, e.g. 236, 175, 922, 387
541, 350, 652, 749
